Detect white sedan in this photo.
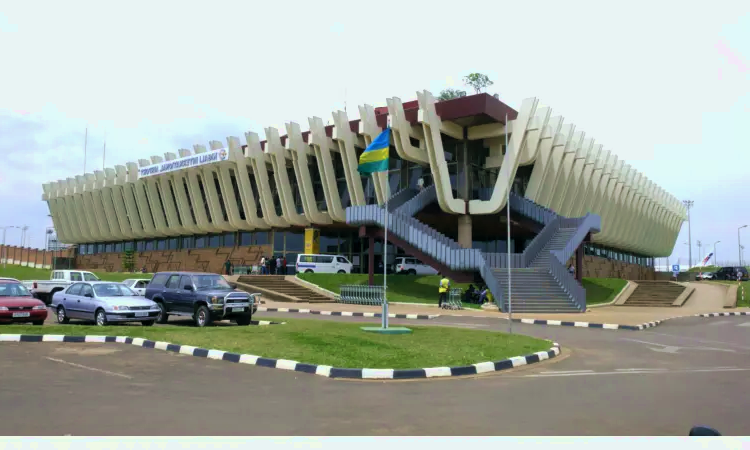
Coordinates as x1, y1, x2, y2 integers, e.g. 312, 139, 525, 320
120, 278, 151, 296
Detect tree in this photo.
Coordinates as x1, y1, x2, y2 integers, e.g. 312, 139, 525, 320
437, 88, 467, 101
463, 73, 494, 94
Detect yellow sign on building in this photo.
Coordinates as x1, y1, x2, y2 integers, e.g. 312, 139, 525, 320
304, 228, 320, 254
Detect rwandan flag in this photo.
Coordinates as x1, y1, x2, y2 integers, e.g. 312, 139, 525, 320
358, 128, 390, 174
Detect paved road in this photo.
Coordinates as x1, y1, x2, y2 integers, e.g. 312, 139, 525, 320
2, 312, 749, 435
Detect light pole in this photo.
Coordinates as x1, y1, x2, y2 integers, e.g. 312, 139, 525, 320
683, 200, 694, 268
739, 225, 748, 266
697, 240, 702, 268
713, 240, 720, 267
741, 245, 746, 266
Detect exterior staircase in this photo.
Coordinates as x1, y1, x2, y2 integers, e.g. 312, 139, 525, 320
621, 281, 687, 307
346, 187, 601, 314
235, 275, 334, 303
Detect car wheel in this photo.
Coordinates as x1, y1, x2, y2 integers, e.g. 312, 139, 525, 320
141, 320, 155, 326
407, 269, 417, 275
56, 306, 70, 324
155, 301, 168, 324
337, 270, 346, 274
194, 305, 212, 327
95, 309, 108, 327
305, 269, 314, 274
235, 315, 252, 326
32, 320, 44, 326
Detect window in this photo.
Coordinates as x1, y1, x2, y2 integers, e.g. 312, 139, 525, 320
255, 232, 269, 245
157, 239, 167, 250
114, 242, 123, 253
83, 273, 100, 281
195, 236, 206, 248
150, 273, 170, 286
168, 238, 178, 250
315, 255, 334, 263
135, 280, 149, 289
94, 283, 137, 297
165, 275, 181, 289
208, 234, 221, 248
145, 240, 155, 251
70, 272, 83, 281
67, 283, 83, 295
285, 231, 304, 251
79, 284, 93, 297
182, 236, 194, 249
179, 275, 193, 290
223, 232, 235, 247
337, 256, 349, 264
137, 240, 146, 252
240, 232, 253, 246
274, 231, 285, 252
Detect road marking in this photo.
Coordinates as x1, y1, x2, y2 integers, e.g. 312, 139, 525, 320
708, 320, 733, 326
622, 338, 737, 353
44, 357, 132, 379
516, 367, 750, 378
441, 322, 490, 328
738, 322, 750, 328
540, 370, 594, 374
641, 331, 750, 351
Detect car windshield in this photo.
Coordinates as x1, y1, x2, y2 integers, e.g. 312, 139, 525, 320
193, 275, 232, 290
0, 283, 32, 297
93, 283, 139, 297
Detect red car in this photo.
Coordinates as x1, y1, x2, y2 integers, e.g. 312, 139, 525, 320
0, 280, 48, 325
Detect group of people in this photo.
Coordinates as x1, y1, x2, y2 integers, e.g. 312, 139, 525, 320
258, 255, 287, 275
463, 283, 491, 305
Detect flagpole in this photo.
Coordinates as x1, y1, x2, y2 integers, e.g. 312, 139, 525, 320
506, 113, 512, 334
383, 173, 389, 329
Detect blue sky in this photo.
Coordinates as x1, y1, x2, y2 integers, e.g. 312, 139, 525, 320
0, 0, 747, 267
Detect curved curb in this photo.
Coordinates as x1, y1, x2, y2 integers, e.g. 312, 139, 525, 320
250, 320, 286, 326
257, 307, 438, 320
505, 311, 750, 331
0, 333, 560, 380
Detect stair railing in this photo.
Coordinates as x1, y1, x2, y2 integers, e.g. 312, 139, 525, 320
521, 217, 561, 267
553, 213, 602, 267
547, 255, 586, 311
386, 187, 418, 212
508, 191, 557, 225
395, 184, 437, 217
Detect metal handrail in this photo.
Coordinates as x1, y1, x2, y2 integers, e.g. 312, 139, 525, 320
547, 254, 586, 311
395, 184, 437, 217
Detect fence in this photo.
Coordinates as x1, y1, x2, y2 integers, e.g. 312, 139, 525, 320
338, 285, 385, 306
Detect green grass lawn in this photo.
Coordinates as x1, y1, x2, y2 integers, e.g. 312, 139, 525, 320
299, 273, 626, 307
0, 318, 552, 369
0, 265, 152, 283
712, 280, 750, 308
582, 278, 628, 305
298, 273, 478, 307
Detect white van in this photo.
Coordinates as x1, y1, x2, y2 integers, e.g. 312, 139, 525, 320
395, 257, 438, 275
296, 254, 353, 274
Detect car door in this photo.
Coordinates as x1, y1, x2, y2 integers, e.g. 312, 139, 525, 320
62, 283, 83, 318
78, 283, 96, 320
162, 274, 181, 310
134, 280, 148, 295
174, 275, 196, 313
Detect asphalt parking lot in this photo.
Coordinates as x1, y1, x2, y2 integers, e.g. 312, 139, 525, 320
1, 312, 749, 435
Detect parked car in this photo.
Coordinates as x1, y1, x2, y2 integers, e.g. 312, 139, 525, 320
0, 277, 20, 282
0, 280, 48, 325
695, 272, 715, 281
50, 281, 161, 326
23, 270, 100, 305
713, 266, 749, 281
121, 278, 151, 296
295, 254, 353, 274
144, 272, 258, 327
395, 257, 438, 275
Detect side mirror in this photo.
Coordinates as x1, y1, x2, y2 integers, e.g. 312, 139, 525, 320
84, 293, 93, 298
689, 426, 721, 436
183, 285, 194, 291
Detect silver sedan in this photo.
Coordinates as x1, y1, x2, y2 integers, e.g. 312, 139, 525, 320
51, 281, 161, 326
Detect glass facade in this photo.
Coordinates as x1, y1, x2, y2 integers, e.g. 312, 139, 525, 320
584, 242, 654, 267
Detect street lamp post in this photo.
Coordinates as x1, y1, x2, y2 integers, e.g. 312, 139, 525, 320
683, 200, 694, 268
739, 225, 748, 266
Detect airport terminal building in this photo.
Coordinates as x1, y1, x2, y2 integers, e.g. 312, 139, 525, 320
40, 91, 686, 312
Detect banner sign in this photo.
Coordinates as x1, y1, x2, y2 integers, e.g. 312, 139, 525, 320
138, 148, 229, 178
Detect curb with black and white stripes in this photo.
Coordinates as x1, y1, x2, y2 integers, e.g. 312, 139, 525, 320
0, 334, 560, 380
257, 307, 438, 320
500, 311, 749, 331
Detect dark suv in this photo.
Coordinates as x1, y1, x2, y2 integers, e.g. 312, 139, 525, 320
713, 266, 749, 281
145, 272, 258, 327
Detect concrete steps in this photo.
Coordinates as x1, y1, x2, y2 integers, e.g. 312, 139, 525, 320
621, 281, 687, 307
491, 268, 580, 313
235, 275, 334, 303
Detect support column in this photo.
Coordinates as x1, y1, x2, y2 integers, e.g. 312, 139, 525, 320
575, 243, 584, 282
458, 215, 472, 249
368, 234, 375, 286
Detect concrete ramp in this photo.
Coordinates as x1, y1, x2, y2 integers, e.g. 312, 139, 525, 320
235, 275, 335, 303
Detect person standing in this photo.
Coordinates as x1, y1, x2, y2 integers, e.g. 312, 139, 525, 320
224, 259, 232, 276
275, 256, 282, 275
260, 255, 266, 275
438, 275, 450, 308
281, 255, 287, 275
269, 256, 277, 276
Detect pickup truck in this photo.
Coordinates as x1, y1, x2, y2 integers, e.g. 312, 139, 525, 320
144, 271, 260, 327
23, 270, 101, 305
